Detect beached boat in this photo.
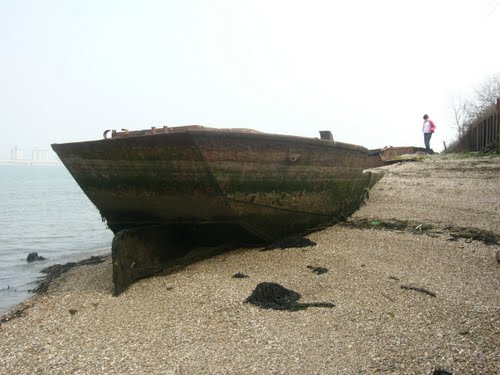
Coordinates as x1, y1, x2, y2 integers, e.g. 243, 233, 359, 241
52, 125, 383, 242
53, 125, 386, 294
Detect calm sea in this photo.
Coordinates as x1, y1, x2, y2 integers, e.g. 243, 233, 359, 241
0, 165, 113, 315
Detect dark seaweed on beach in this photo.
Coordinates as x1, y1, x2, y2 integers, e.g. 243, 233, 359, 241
232, 272, 249, 278
450, 228, 498, 245
0, 303, 32, 325
262, 236, 317, 251
433, 369, 453, 375
245, 282, 335, 311
307, 265, 328, 275
32, 256, 106, 294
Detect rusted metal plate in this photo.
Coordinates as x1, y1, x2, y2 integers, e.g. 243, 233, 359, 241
52, 127, 383, 241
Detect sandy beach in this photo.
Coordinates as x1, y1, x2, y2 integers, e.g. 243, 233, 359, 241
1, 155, 499, 374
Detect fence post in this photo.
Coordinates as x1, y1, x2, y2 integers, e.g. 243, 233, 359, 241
497, 98, 500, 148
476, 122, 479, 151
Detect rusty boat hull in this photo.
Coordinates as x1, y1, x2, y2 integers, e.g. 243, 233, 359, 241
52, 127, 383, 242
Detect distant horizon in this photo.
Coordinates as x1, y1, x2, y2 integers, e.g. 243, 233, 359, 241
3, 145, 58, 161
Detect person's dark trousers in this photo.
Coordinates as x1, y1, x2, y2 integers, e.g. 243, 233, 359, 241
424, 133, 432, 154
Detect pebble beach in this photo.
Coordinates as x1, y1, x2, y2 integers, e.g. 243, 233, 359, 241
1, 155, 499, 374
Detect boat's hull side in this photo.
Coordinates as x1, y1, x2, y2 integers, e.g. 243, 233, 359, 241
192, 132, 375, 239
52, 132, 238, 234
52, 130, 379, 241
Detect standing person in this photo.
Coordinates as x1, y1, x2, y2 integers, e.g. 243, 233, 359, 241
422, 114, 436, 154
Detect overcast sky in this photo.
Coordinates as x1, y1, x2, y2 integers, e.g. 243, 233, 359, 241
1, 0, 499, 159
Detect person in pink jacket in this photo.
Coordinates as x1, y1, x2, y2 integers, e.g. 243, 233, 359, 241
422, 114, 436, 154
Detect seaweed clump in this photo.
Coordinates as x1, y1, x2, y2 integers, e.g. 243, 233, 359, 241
262, 236, 317, 251
32, 256, 106, 294
245, 282, 334, 311
232, 272, 250, 279
307, 265, 328, 275
449, 228, 498, 245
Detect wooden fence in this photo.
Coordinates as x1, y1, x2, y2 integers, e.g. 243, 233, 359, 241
451, 98, 500, 152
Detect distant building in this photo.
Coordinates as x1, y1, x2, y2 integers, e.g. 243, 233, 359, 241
10, 146, 23, 161
32, 149, 49, 161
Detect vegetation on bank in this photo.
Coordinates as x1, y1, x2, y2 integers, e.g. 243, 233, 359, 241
447, 73, 500, 153
451, 73, 499, 138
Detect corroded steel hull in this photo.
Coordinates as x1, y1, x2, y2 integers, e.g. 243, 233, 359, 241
52, 128, 382, 241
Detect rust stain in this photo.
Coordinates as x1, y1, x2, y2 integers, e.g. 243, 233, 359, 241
52, 127, 384, 241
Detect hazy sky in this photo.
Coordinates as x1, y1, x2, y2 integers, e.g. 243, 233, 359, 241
1, 0, 499, 159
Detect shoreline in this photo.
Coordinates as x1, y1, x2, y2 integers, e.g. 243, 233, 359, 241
1, 155, 499, 374
0, 255, 108, 324
3, 216, 496, 326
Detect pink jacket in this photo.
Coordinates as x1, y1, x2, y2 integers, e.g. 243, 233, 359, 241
429, 120, 436, 133
423, 120, 436, 133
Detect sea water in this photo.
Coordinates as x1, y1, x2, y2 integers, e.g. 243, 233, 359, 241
0, 165, 113, 315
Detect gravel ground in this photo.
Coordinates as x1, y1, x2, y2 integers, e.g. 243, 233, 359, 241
1, 155, 499, 375
353, 155, 500, 232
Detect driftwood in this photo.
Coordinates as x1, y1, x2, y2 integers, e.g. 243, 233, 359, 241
400, 285, 436, 297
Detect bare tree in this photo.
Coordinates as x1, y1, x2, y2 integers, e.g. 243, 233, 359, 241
451, 96, 472, 138
473, 74, 500, 115
452, 73, 500, 135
